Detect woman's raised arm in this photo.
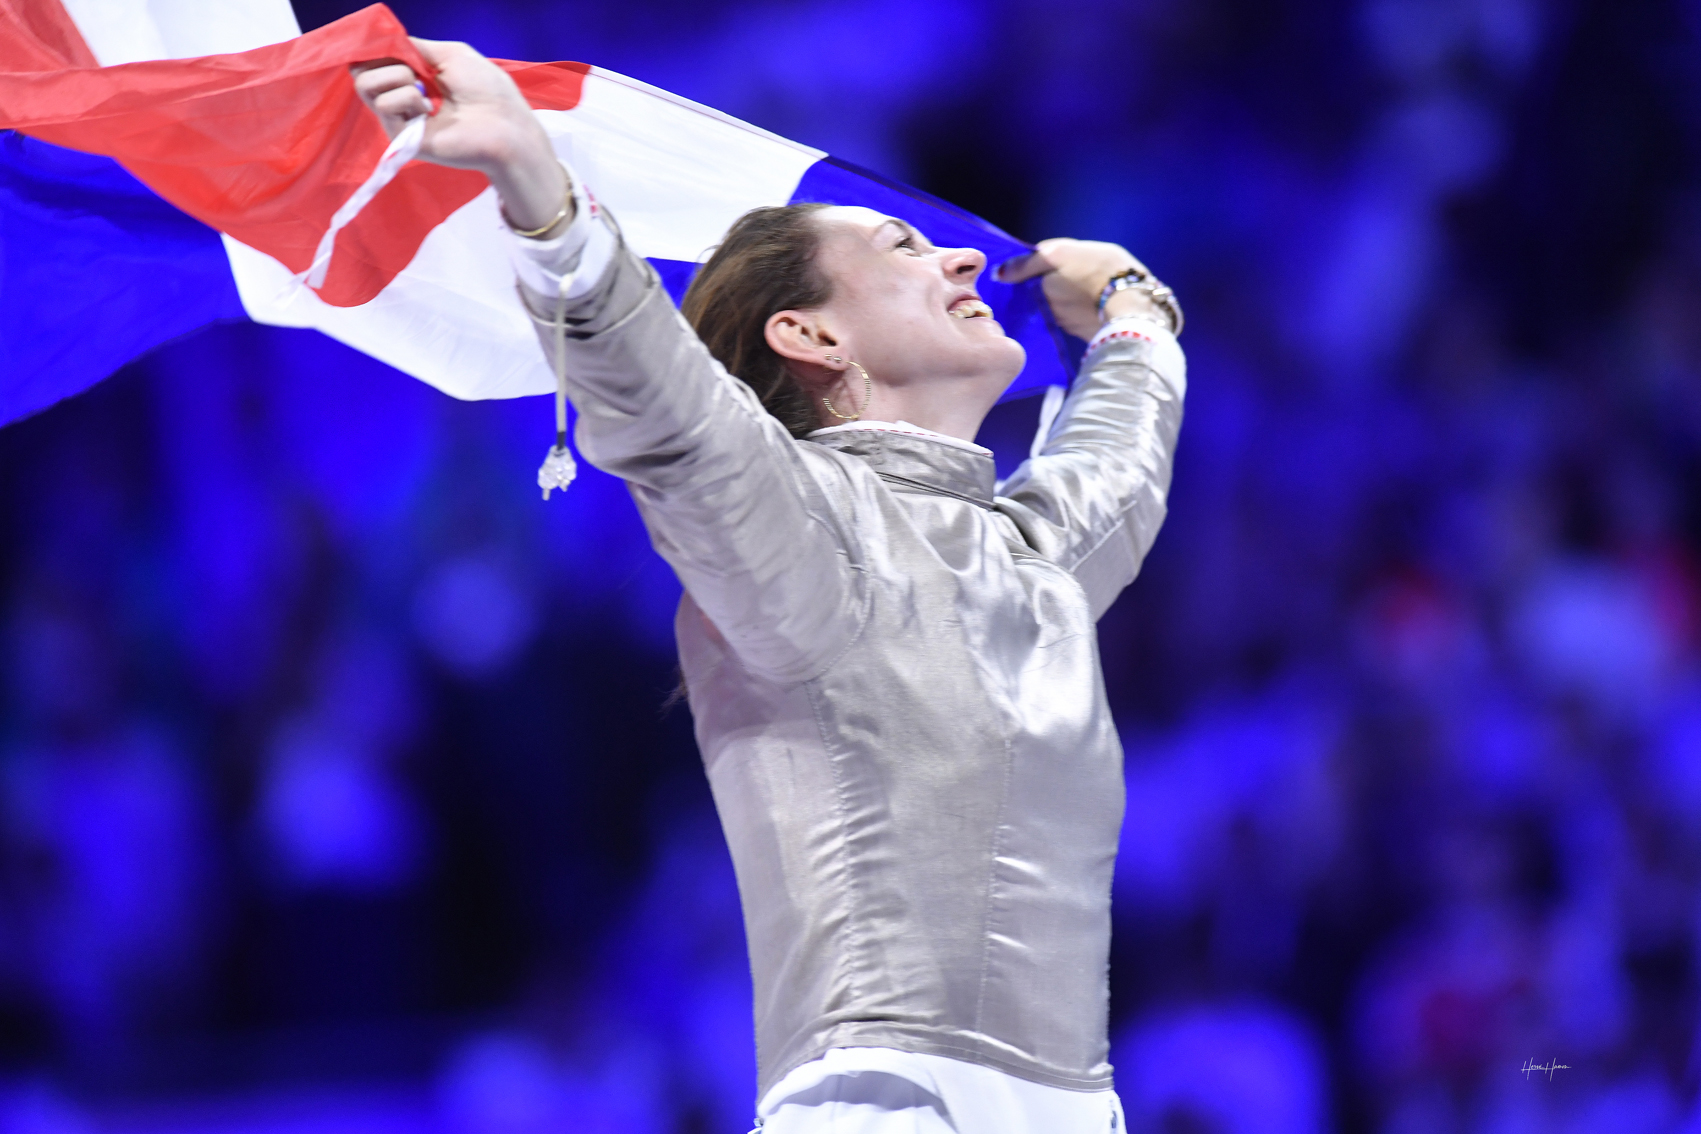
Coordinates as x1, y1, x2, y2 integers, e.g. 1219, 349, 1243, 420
351, 41, 866, 685
995, 240, 1188, 620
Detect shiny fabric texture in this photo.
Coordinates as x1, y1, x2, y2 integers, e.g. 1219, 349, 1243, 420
520, 234, 1185, 1100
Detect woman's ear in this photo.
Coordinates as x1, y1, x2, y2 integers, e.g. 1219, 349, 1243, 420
765, 310, 839, 369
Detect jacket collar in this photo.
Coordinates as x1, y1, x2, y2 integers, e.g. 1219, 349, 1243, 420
805, 421, 997, 509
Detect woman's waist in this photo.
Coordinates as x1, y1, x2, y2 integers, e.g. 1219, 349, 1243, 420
738, 834, 1118, 1032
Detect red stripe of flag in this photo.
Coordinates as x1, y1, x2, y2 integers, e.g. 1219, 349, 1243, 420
0, 0, 98, 70
0, 3, 587, 307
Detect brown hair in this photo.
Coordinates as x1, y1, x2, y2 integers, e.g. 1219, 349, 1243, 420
681, 203, 833, 438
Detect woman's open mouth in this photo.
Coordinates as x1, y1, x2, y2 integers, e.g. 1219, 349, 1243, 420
948, 297, 994, 319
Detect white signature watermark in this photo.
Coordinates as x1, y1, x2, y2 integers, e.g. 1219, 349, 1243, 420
1521, 1058, 1570, 1081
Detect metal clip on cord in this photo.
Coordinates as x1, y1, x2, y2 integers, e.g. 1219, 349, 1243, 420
533, 289, 578, 500
522, 203, 638, 499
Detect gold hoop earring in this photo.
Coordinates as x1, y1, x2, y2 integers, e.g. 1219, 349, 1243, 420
823, 361, 873, 422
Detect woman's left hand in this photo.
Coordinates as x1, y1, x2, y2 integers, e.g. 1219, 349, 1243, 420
351, 38, 570, 236
998, 238, 1159, 340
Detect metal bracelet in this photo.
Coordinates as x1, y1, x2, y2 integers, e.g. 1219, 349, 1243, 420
503, 185, 573, 239
1097, 267, 1184, 336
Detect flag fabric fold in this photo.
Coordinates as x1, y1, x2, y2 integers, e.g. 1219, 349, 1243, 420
0, 0, 1070, 430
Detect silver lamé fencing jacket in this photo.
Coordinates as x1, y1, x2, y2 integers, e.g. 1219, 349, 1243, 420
522, 236, 1186, 1100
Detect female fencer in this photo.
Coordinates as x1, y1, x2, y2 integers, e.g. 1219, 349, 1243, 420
354, 39, 1185, 1134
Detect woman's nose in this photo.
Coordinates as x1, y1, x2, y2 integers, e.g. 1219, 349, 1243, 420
944, 246, 986, 278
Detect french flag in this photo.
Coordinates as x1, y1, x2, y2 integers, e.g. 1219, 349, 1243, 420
0, 0, 1070, 433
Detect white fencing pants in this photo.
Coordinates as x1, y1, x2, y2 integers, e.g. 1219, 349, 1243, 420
755, 1048, 1124, 1134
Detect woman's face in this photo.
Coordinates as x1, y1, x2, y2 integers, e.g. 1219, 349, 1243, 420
803, 206, 1026, 397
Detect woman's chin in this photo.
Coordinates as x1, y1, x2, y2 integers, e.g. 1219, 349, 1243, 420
988, 335, 1027, 378
952, 334, 1025, 381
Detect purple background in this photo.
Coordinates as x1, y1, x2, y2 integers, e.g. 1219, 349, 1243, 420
3, 0, 1701, 1130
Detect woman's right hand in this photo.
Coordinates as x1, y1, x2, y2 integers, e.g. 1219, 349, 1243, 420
999, 238, 1162, 340
351, 38, 572, 236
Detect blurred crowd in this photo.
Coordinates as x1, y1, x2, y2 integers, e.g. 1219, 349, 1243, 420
2, 0, 1700, 1131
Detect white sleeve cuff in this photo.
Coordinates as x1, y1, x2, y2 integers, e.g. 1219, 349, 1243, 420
507, 160, 619, 302
1084, 315, 1176, 355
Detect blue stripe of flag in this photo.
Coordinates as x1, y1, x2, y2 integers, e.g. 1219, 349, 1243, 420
0, 131, 245, 428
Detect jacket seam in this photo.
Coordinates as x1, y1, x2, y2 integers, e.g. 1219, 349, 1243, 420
972, 733, 1017, 1035
804, 678, 869, 1009
784, 450, 880, 685
875, 471, 997, 511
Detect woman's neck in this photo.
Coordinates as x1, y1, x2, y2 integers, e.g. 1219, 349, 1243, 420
831, 376, 1003, 444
